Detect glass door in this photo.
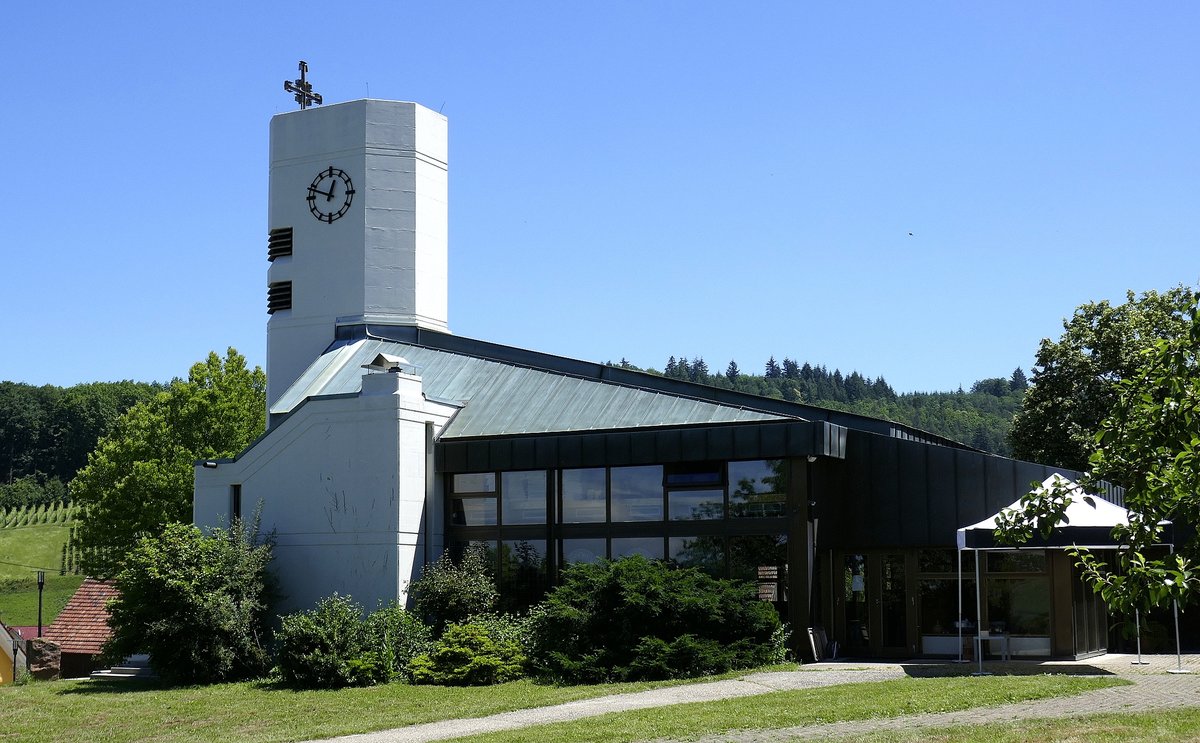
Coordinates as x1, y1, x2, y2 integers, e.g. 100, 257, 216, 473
836, 551, 915, 657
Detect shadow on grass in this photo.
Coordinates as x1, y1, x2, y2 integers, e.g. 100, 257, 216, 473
899, 661, 1114, 678
56, 677, 173, 695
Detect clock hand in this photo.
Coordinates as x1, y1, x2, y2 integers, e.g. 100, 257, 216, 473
326, 180, 336, 201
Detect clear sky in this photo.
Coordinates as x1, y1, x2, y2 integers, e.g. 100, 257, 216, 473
2, 2, 1196, 393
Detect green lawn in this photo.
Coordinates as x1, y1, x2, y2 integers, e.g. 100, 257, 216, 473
0, 671, 1127, 743
448, 675, 1129, 743
0, 573, 86, 627
831, 707, 1200, 742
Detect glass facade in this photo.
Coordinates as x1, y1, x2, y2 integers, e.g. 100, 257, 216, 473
445, 459, 790, 613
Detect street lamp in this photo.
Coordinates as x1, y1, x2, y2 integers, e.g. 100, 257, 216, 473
36, 571, 45, 638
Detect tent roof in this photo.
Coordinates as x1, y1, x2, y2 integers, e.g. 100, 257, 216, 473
956, 473, 1170, 550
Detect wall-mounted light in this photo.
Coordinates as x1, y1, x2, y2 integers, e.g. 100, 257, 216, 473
807, 455, 818, 463
202, 461, 219, 469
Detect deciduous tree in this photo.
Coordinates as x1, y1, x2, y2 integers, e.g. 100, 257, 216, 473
72, 348, 265, 576
997, 299, 1200, 612
1009, 287, 1196, 476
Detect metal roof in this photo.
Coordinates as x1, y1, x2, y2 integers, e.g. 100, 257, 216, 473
272, 339, 792, 438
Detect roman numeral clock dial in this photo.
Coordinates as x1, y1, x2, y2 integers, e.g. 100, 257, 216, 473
306, 166, 355, 223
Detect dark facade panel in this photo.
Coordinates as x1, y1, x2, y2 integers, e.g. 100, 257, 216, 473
984, 456, 1016, 515
897, 438, 930, 546
925, 444, 959, 543
488, 438, 513, 471
438, 420, 843, 474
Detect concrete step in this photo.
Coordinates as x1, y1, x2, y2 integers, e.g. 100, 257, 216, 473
91, 654, 157, 680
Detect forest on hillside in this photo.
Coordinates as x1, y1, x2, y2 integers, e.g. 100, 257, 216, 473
610, 356, 1028, 456
0, 380, 162, 509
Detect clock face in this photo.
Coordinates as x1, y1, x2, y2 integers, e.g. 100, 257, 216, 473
306, 166, 355, 223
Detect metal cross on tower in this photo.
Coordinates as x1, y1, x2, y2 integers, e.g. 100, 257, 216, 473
284, 61, 323, 110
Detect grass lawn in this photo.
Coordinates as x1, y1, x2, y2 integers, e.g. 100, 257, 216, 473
0, 665, 792, 743
447, 675, 1129, 743
0, 573, 86, 627
833, 707, 1200, 742
0, 671, 1126, 743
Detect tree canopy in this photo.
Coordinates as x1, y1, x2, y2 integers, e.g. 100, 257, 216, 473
1009, 286, 1197, 478
997, 294, 1200, 613
72, 348, 266, 576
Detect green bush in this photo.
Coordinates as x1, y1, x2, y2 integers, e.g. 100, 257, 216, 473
275, 594, 372, 688
102, 516, 275, 684
529, 555, 785, 683
409, 623, 525, 686
276, 596, 433, 688
365, 602, 434, 682
409, 544, 498, 637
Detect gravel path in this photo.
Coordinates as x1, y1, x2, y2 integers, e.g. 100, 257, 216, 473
317, 654, 1200, 743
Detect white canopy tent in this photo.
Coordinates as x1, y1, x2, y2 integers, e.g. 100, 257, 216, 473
954, 474, 1179, 674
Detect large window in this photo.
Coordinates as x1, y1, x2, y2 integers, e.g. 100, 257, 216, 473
610, 466, 663, 522
561, 468, 606, 523
728, 460, 786, 518
499, 539, 549, 612
501, 470, 547, 525
450, 472, 497, 526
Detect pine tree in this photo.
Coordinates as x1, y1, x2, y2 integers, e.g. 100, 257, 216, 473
725, 360, 740, 381
1009, 367, 1028, 392
690, 357, 709, 382
782, 358, 800, 379
764, 356, 782, 379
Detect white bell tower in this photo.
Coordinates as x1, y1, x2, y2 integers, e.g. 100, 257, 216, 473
265, 99, 449, 407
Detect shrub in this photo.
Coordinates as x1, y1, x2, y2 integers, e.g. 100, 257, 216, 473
409, 544, 498, 637
529, 555, 784, 683
102, 516, 275, 684
275, 594, 372, 688
365, 602, 434, 682
464, 609, 539, 655
276, 597, 433, 688
409, 623, 525, 686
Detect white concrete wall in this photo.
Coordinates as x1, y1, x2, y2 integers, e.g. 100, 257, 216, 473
266, 100, 449, 408
195, 372, 455, 615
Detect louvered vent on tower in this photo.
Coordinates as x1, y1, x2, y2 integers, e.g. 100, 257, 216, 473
268, 227, 293, 261
267, 281, 292, 314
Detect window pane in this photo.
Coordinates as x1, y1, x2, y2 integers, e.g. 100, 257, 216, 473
453, 472, 496, 493
668, 489, 724, 520
729, 460, 786, 518
610, 465, 663, 522
501, 470, 547, 525
611, 537, 664, 560
665, 461, 722, 487
561, 538, 606, 565
499, 539, 548, 612
669, 536, 724, 576
919, 578, 977, 636
988, 551, 1046, 573
561, 468, 606, 523
729, 534, 787, 582
987, 577, 1050, 635
919, 549, 975, 574
450, 497, 496, 526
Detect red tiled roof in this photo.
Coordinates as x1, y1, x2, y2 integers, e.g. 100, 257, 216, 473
43, 579, 119, 656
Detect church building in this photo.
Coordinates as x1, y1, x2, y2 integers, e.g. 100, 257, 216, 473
193, 97, 1114, 660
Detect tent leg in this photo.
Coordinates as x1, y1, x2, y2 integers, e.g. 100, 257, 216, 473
1132, 609, 1148, 665
956, 548, 963, 663
1167, 544, 1190, 674
972, 550, 989, 676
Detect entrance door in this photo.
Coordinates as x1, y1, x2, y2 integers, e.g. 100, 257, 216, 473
836, 551, 914, 657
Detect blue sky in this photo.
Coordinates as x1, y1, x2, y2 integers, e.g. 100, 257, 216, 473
2, 2, 1196, 393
